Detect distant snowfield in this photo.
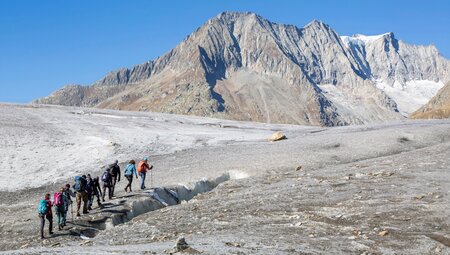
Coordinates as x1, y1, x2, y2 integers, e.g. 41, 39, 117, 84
340, 33, 390, 45
0, 104, 306, 192
376, 80, 444, 116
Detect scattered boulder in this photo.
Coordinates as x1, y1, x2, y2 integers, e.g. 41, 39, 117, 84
176, 237, 190, 251
167, 237, 201, 254
268, 131, 286, 142
378, 230, 389, 237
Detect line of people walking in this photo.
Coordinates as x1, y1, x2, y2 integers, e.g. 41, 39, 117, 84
37, 157, 153, 239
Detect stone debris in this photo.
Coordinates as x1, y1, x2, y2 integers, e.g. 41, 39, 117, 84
79, 240, 91, 246
19, 243, 30, 249
225, 241, 244, 248
378, 230, 389, 237
166, 237, 202, 254
268, 131, 286, 142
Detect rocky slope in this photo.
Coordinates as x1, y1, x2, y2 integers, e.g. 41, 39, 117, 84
410, 81, 450, 119
35, 12, 450, 126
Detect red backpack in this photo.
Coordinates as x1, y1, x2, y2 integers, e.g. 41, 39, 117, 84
54, 192, 63, 206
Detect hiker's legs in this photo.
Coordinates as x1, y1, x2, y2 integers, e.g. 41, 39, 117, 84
56, 208, 62, 227
76, 192, 82, 216
88, 192, 94, 209
102, 186, 106, 201
125, 175, 132, 191
111, 176, 117, 197
95, 192, 102, 206
82, 192, 88, 213
62, 209, 68, 225
140, 172, 146, 189
39, 214, 45, 238
46, 214, 53, 234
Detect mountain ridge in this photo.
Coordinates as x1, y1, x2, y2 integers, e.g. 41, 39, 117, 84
34, 11, 450, 126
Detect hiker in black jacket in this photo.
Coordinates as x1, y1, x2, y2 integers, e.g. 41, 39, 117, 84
109, 160, 121, 197
90, 177, 102, 208
86, 174, 94, 210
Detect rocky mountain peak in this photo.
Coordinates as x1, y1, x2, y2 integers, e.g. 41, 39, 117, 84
34, 12, 450, 126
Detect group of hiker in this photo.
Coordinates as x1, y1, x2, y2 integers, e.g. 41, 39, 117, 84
37, 157, 153, 239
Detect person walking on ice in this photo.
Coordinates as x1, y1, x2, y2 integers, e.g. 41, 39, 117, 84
109, 160, 121, 197
101, 168, 113, 201
53, 188, 66, 230
124, 160, 137, 192
138, 157, 153, 190
37, 193, 53, 239
73, 175, 88, 216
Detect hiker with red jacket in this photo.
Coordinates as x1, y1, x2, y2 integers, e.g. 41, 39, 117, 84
53, 187, 66, 230
138, 157, 153, 190
38, 193, 53, 239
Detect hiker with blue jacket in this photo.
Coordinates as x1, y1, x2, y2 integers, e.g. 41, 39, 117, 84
38, 193, 53, 239
124, 160, 138, 192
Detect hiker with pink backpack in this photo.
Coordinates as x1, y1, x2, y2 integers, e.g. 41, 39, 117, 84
53, 188, 67, 230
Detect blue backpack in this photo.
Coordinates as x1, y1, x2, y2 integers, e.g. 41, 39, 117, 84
38, 199, 48, 215
74, 176, 86, 192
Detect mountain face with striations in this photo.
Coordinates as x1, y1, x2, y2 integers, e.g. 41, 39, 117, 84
35, 12, 450, 126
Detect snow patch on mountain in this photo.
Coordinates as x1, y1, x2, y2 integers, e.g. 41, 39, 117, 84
376, 80, 444, 116
340, 33, 390, 46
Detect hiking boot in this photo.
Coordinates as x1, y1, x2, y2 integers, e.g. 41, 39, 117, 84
88, 206, 93, 211
49, 231, 54, 235
76, 213, 81, 217
83, 211, 89, 214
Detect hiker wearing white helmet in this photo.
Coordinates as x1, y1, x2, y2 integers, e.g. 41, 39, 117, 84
137, 157, 153, 190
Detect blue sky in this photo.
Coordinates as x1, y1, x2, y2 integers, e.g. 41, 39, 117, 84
1, 0, 449, 103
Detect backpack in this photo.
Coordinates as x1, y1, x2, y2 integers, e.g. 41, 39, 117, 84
74, 176, 86, 192
38, 199, 49, 215
54, 192, 63, 206
124, 164, 133, 176
138, 161, 147, 173
101, 171, 111, 182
